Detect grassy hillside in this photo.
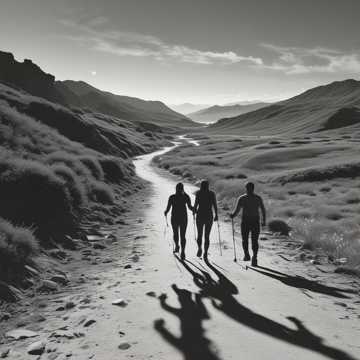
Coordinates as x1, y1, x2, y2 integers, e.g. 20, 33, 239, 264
210, 80, 360, 135
188, 102, 268, 123
155, 134, 360, 269
0, 82, 170, 285
57, 80, 197, 128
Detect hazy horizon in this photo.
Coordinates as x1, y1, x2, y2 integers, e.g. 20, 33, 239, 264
1, 0, 360, 104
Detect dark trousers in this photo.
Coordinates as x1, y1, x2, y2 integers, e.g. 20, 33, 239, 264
196, 215, 213, 255
241, 218, 260, 258
171, 217, 188, 251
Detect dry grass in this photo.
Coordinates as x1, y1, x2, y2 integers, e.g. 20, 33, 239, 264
0, 218, 38, 283
156, 134, 360, 268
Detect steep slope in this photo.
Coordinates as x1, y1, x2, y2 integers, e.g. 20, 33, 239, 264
188, 102, 268, 123
57, 80, 197, 128
0, 50, 66, 104
210, 79, 360, 135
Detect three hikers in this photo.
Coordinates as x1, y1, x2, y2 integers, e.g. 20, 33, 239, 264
164, 180, 266, 266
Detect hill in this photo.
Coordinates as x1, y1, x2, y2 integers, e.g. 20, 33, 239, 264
0, 50, 195, 129
188, 102, 268, 123
57, 80, 196, 128
168, 103, 210, 114
209, 79, 360, 135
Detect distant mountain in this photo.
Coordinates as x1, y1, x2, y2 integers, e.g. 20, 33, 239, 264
0, 50, 195, 129
188, 102, 268, 123
210, 79, 360, 135
58, 80, 196, 128
168, 103, 210, 115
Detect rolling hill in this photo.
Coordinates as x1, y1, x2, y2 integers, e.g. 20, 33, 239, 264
209, 79, 360, 135
0, 50, 195, 129
188, 102, 268, 123
168, 103, 210, 114
57, 80, 196, 128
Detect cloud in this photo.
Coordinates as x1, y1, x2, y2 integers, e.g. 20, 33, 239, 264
261, 44, 360, 74
59, 18, 262, 66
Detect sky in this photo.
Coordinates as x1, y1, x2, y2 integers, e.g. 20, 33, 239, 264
1, 0, 360, 105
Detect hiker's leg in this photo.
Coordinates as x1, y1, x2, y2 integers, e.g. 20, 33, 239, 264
204, 218, 213, 257
171, 218, 179, 251
241, 221, 250, 260
196, 217, 204, 249
180, 218, 188, 259
251, 221, 260, 260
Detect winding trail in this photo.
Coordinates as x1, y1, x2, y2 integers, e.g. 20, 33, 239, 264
1, 141, 359, 360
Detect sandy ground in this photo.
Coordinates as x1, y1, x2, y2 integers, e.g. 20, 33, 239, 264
0, 142, 359, 360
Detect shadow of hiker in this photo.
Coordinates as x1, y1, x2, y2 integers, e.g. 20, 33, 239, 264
251, 265, 356, 299
154, 283, 221, 360
175, 257, 357, 360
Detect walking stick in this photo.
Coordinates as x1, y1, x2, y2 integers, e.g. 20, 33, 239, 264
231, 217, 237, 262
217, 220, 222, 256
193, 213, 197, 243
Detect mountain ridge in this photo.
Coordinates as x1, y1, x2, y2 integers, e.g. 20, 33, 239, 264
210, 79, 360, 134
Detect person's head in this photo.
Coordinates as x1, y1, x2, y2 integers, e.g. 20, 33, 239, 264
176, 182, 184, 195
245, 182, 255, 194
200, 180, 209, 191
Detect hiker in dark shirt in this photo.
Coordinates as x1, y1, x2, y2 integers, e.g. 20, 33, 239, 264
164, 183, 193, 260
230, 182, 266, 267
193, 180, 218, 260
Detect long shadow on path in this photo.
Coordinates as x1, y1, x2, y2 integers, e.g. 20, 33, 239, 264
250, 265, 356, 299
154, 283, 221, 360
174, 257, 357, 360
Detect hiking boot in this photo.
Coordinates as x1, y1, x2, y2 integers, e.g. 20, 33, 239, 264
197, 248, 202, 258
243, 254, 251, 261
173, 245, 180, 253
180, 251, 186, 261
251, 257, 258, 267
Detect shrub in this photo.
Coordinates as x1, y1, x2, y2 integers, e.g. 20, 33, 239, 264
0, 157, 76, 236
51, 163, 87, 207
89, 180, 115, 204
79, 156, 104, 181
99, 156, 132, 183
268, 219, 291, 236
45, 151, 92, 178
0, 218, 38, 282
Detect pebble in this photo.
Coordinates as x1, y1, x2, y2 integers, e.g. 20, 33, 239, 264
27, 341, 46, 355
118, 343, 131, 350
5, 329, 38, 340
84, 319, 96, 327
112, 299, 128, 307
146, 291, 156, 297
51, 275, 68, 286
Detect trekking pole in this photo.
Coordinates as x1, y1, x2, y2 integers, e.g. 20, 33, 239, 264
193, 213, 197, 243
231, 217, 237, 262
217, 220, 222, 256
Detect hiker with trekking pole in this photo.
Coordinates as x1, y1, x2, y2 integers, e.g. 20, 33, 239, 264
164, 183, 193, 260
193, 180, 219, 260
230, 182, 266, 267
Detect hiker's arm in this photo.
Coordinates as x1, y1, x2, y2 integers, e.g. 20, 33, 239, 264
230, 197, 242, 218
193, 194, 199, 214
164, 197, 172, 216
213, 192, 218, 221
186, 195, 193, 212
260, 197, 266, 226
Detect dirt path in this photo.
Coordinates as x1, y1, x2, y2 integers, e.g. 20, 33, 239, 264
1, 142, 359, 360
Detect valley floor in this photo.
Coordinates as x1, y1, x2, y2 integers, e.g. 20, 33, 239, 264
0, 142, 359, 360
